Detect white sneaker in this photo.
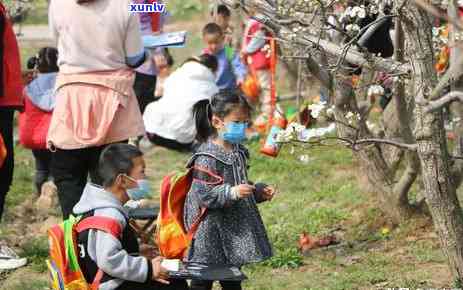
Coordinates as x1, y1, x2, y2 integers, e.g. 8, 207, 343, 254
0, 245, 27, 270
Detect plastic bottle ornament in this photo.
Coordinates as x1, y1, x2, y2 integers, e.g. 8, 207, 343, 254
260, 109, 288, 158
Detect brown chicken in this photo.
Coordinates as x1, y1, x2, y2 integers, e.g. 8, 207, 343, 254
298, 232, 338, 253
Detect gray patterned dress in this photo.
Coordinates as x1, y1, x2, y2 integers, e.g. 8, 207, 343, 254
183, 140, 273, 267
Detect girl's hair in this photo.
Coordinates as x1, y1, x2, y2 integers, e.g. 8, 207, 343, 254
164, 48, 174, 67
183, 53, 218, 73
193, 89, 252, 143
27, 47, 59, 73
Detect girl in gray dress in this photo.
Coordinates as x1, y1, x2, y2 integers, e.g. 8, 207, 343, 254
184, 90, 275, 290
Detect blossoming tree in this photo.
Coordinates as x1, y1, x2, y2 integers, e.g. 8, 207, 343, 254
220, 0, 463, 283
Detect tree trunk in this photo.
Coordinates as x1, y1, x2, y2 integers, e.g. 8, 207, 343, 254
404, 3, 463, 282
448, 1, 463, 188
332, 72, 417, 225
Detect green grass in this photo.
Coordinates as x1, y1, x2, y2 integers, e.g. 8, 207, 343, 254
4, 145, 35, 212
1, 135, 454, 289
1, 280, 49, 290
167, 0, 205, 23
19, 237, 49, 273
22, 0, 49, 25
4, 0, 48, 25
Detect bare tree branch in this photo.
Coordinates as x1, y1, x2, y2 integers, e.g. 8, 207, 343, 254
424, 91, 463, 113
280, 135, 418, 151
393, 154, 420, 201
221, 0, 411, 75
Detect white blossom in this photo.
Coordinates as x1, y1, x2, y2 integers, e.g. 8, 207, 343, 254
299, 154, 311, 164
346, 24, 360, 32
367, 85, 385, 97
308, 101, 327, 119
345, 111, 355, 119
366, 121, 376, 131
326, 106, 335, 117
357, 7, 366, 19
275, 128, 294, 143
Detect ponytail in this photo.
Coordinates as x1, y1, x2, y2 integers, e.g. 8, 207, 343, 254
27, 47, 59, 73
183, 54, 218, 73
193, 99, 214, 143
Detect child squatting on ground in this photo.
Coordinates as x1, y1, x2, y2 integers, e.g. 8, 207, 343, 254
72, 144, 188, 290
185, 90, 276, 290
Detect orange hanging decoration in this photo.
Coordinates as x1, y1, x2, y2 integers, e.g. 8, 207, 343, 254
268, 38, 278, 127
0, 134, 6, 168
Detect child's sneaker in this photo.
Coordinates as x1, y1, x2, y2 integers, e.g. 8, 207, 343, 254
0, 245, 27, 270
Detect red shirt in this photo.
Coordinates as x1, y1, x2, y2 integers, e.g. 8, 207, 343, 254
243, 19, 272, 71
0, 3, 23, 109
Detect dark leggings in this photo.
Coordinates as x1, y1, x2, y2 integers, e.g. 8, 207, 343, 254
190, 280, 242, 290
0, 109, 14, 221
32, 149, 52, 193
133, 71, 157, 114
51, 145, 107, 219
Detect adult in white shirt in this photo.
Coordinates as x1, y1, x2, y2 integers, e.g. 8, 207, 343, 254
143, 54, 219, 152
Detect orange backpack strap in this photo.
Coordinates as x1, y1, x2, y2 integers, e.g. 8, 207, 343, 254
186, 207, 207, 241
185, 166, 224, 240
192, 166, 224, 185
90, 269, 104, 290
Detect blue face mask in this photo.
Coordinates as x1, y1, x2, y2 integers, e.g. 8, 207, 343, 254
220, 122, 248, 144
125, 176, 153, 201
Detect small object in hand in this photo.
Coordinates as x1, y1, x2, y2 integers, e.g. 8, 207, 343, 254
161, 259, 180, 272
254, 183, 275, 201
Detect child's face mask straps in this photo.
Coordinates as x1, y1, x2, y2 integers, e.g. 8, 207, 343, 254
122, 174, 153, 201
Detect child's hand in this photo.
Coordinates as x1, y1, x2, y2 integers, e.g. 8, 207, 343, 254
154, 53, 168, 70
151, 257, 170, 284
254, 183, 277, 202
232, 184, 256, 199
261, 186, 276, 201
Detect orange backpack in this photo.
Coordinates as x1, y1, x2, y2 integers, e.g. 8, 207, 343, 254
156, 161, 223, 259
47, 215, 122, 290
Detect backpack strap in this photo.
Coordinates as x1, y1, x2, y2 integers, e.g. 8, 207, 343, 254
186, 207, 207, 241
90, 269, 104, 290
224, 45, 235, 63
76, 216, 123, 290
76, 216, 123, 238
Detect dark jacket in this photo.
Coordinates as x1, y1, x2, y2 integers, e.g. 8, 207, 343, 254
184, 141, 273, 267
